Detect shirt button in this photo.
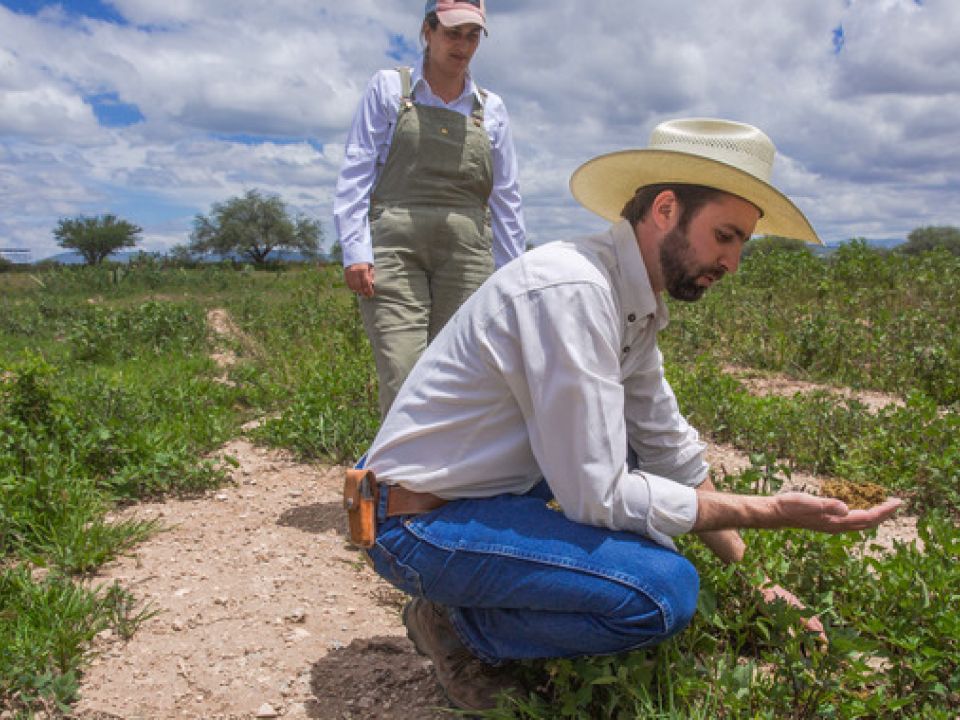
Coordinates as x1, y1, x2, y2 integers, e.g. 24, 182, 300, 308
622, 346, 630, 353
627, 313, 637, 322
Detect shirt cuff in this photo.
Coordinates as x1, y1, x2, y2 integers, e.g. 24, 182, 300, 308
342, 243, 374, 267
637, 471, 698, 550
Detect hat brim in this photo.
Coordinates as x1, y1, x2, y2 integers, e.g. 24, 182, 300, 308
437, 10, 487, 31
569, 149, 821, 244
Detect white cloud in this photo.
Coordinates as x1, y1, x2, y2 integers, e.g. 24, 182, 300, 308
0, 86, 100, 138
1, 0, 958, 260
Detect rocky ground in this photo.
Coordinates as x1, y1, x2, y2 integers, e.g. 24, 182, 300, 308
74, 439, 450, 720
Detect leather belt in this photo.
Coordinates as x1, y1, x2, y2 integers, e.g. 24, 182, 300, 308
344, 468, 449, 548
383, 482, 448, 517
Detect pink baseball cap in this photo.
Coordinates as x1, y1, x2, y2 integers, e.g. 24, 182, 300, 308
424, 0, 487, 32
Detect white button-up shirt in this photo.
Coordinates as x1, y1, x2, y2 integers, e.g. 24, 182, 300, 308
333, 58, 526, 269
367, 219, 707, 549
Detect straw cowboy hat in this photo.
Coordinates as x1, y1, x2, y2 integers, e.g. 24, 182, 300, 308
569, 118, 821, 244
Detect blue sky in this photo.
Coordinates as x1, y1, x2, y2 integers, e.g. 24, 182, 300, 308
1, 0, 959, 261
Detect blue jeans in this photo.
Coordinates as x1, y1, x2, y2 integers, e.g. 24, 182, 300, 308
367, 480, 699, 663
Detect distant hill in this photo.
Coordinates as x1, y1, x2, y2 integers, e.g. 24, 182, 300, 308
38, 251, 119, 265
826, 237, 904, 251
806, 237, 902, 257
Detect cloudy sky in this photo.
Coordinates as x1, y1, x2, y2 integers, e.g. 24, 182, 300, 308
1, 0, 958, 262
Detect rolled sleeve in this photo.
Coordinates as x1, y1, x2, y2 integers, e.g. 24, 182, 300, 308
637, 472, 698, 550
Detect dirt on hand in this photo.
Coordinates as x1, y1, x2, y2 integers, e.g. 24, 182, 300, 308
820, 478, 892, 510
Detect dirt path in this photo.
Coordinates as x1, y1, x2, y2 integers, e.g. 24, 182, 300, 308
720, 365, 904, 413
74, 440, 448, 720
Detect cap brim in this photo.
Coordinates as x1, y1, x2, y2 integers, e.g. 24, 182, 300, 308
569, 149, 821, 244
437, 10, 487, 31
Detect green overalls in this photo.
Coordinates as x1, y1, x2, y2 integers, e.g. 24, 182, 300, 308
361, 66, 495, 418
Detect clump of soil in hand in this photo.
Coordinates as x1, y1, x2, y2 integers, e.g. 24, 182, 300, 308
820, 479, 890, 509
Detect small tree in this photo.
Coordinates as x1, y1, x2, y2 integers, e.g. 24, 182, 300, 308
742, 234, 813, 259
329, 240, 343, 265
167, 243, 200, 268
189, 189, 322, 265
899, 225, 960, 256
53, 214, 142, 265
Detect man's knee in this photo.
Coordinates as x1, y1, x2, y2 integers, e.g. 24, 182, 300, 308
621, 551, 699, 643
658, 553, 699, 638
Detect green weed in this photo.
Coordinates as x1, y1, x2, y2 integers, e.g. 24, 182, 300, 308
0, 567, 153, 713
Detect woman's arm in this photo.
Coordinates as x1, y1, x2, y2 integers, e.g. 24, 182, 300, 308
333, 70, 397, 270
485, 98, 526, 267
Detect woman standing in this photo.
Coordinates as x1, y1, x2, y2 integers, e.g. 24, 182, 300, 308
333, 0, 526, 418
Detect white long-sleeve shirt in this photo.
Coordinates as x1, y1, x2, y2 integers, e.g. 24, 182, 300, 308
366, 219, 707, 549
333, 57, 526, 269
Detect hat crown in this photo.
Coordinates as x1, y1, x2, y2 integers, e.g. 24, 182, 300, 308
568, 116, 820, 244
648, 118, 775, 184
425, 0, 486, 24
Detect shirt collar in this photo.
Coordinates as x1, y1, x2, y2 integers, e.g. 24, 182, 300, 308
610, 219, 669, 330
413, 54, 481, 104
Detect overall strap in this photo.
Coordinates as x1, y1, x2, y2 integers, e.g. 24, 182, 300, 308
396, 66, 415, 115
471, 86, 487, 127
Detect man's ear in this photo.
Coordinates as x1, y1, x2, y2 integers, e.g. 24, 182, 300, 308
651, 190, 679, 232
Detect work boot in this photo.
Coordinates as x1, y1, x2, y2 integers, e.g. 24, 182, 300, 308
402, 597, 517, 711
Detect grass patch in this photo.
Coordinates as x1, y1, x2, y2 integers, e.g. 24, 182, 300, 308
0, 567, 155, 714
3, 252, 960, 716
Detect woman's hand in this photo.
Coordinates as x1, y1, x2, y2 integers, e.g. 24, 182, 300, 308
344, 263, 375, 298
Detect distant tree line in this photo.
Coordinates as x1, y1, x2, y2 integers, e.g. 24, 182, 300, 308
47, 189, 326, 267
32, 207, 960, 268
182, 189, 321, 265
741, 235, 812, 258
742, 226, 960, 259
897, 225, 960, 257
54, 214, 142, 265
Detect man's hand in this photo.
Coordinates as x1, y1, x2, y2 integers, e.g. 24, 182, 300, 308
773, 493, 902, 533
694, 489, 902, 533
344, 263, 375, 297
758, 580, 828, 647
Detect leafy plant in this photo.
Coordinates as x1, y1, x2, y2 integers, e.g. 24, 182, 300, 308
0, 567, 153, 712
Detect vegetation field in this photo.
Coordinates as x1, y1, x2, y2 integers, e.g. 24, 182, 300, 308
1, 243, 958, 718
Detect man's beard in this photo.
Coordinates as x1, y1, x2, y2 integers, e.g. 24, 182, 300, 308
659, 225, 724, 302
